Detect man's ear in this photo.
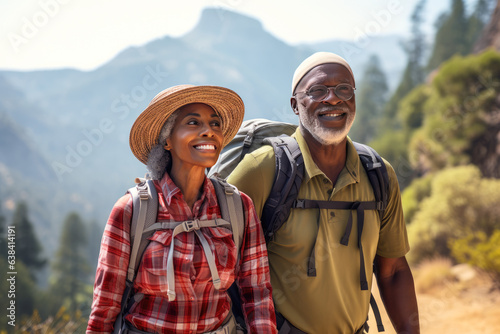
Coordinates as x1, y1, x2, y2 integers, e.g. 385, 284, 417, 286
290, 97, 299, 115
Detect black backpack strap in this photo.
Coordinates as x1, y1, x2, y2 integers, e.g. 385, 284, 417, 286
354, 142, 389, 333
293, 199, 376, 288
261, 135, 304, 243
369, 293, 385, 332
353, 142, 389, 219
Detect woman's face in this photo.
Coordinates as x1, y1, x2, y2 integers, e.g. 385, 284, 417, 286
166, 103, 224, 169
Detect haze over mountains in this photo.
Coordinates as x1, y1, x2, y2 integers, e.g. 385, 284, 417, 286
0, 8, 406, 250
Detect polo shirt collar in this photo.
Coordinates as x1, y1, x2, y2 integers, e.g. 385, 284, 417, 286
292, 128, 361, 185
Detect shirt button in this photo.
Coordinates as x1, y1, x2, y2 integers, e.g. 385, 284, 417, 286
330, 211, 335, 217
190, 296, 195, 301
191, 275, 196, 281
327, 189, 333, 195
323, 179, 329, 184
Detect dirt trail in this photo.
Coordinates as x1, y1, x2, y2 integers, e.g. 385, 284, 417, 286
367, 268, 500, 333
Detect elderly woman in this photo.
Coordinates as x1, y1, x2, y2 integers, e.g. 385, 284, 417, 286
87, 85, 277, 334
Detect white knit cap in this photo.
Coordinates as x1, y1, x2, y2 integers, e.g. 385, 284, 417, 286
292, 52, 355, 94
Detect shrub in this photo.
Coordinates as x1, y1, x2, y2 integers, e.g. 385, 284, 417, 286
407, 165, 500, 264
401, 173, 433, 224
450, 229, 500, 283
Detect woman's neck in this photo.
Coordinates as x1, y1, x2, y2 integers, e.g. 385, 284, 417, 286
169, 164, 206, 209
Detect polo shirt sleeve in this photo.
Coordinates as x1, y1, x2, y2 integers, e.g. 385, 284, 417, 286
376, 159, 410, 258
227, 147, 276, 218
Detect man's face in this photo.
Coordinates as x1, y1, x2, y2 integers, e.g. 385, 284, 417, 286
291, 63, 356, 146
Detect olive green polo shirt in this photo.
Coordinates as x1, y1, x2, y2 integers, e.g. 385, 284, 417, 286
227, 129, 409, 334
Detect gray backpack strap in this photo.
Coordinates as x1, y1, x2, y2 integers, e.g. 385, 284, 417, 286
127, 178, 158, 282
165, 218, 232, 301
115, 178, 158, 334
210, 178, 245, 254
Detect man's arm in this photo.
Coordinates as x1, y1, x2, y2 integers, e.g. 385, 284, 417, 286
374, 255, 420, 334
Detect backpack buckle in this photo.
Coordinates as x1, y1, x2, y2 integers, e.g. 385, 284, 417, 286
243, 132, 254, 148
376, 201, 384, 211
182, 220, 200, 232
294, 199, 305, 209
137, 183, 150, 200
167, 290, 176, 301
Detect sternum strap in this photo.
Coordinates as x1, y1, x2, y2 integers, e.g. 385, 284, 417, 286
150, 219, 231, 301
293, 199, 378, 290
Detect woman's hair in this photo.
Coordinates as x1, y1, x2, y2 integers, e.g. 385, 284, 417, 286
146, 110, 180, 180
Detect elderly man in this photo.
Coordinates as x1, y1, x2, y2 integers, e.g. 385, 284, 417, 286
227, 52, 419, 333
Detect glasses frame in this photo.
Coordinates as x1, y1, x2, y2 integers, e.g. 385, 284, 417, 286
294, 84, 356, 102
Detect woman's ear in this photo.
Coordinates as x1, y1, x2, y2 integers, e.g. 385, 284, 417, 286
164, 140, 171, 151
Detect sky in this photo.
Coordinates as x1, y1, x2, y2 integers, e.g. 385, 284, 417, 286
0, 0, 477, 71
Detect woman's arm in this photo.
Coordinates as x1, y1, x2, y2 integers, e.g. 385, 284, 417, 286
86, 194, 133, 334
236, 193, 278, 334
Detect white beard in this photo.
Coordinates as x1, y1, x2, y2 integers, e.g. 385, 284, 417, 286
298, 105, 355, 146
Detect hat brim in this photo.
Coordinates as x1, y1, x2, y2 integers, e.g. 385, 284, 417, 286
130, 85, 244, 165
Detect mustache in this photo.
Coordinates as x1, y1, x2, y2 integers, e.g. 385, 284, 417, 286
316, 106, 350, 114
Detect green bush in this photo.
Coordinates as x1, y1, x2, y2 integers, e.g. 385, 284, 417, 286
408, 50, 500, 175
407, 165, 500, 263
450, 230, 500, 282
401, 173, 434, 224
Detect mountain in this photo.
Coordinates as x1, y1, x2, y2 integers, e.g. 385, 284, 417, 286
0, 7, 408, 253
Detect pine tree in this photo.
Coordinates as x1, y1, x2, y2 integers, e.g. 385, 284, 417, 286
88, 220, 103, 275
0, 204, 6, 256
466, 0, 495, 52
381, 0, 427, 128
426, 0, 468, 72
51, 212, 91, 313
13, 201, 47, 281
350, 54, 388, 143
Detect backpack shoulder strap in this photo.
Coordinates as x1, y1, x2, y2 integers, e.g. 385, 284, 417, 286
115, 178, 159, 333
127, 178, 158, 282
260, 135, 304, 242
353, 142, 388, 333
353, 142, 389, 218
210, 178, 245, 253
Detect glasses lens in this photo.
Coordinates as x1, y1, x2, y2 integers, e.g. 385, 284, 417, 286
307, 85, 329, 100
306, 84, 354, 101
335, 84, 354, 100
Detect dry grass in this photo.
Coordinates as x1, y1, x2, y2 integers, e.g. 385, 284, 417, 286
413, 257, 456, 294
367, 259, 500, 334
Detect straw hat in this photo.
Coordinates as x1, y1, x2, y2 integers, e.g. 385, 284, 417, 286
130, 84, 244, 165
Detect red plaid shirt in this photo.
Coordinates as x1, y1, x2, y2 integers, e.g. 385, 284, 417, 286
87, 173, 277, 334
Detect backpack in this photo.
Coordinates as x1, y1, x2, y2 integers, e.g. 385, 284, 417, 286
113, 176, 246, 334
208, 119, 388, 333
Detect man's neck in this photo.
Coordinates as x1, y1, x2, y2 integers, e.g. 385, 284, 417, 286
301, 127, 348, 185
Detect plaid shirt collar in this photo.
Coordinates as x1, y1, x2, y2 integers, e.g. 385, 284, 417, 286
158, 172, 218, 208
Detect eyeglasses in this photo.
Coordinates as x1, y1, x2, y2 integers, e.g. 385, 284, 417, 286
294, 84, 356, 102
